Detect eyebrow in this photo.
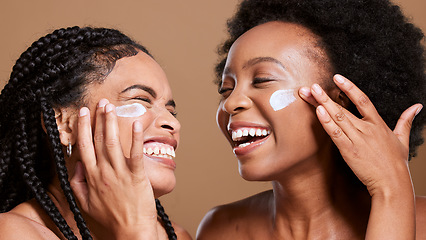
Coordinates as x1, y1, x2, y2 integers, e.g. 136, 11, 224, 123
223, 56, 286, 76
243, 57, 286, 70
166, 100, 176, 108
121, 84, 176, 108
121, 84, 157, 98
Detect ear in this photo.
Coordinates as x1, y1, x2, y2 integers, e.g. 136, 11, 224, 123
328, 87, 351, 109
52, 108, 79, 147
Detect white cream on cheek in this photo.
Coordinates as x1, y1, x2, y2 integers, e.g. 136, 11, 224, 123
115, 103, 147, 118
269, 89, 296, 111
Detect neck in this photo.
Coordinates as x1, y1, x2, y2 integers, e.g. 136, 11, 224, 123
270, 147, 370, 239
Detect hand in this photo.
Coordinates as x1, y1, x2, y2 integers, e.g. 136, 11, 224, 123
299, 74, 419, 239
298, 74, 421, 196
70, 98, 158, 239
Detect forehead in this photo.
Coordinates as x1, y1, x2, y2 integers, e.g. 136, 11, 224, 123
227, 21, 325, 68
85, 51, 173, 106
107, 51, 169, 88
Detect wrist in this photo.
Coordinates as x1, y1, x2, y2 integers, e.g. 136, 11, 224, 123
367, 162, 414, 199
110, 216, 159, 240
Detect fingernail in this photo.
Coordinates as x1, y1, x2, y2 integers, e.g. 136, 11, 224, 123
312, 84, 322, 95
300, 87, 312, 97
79, 107, 88, 117
415, 105, 423, 116
335, 75, 345, 84
98, 99, 108, 108
133, 120, 142, 132
105, 103, 115, 113
317, 105, 326, 115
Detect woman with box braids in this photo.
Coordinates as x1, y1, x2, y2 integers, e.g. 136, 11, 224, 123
0, 26, 184, 240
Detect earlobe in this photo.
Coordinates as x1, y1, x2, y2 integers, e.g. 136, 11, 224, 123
53, 108, 78, 147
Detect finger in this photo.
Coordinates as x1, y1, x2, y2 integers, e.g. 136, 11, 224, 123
299, 87, 319, 108
393, 104, 423, 148
77, 107, 96, 171
129, 120, 145, 175
316, 105, 353, 149
93, 99, 109, 166
311, 83, 361, 139
333, 74, 381, 122
70, 161, 89, 210
104, 103, 126, 171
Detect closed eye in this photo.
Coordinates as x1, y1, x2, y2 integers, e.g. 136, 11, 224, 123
170, 111, 178, 117
218, 87, 234, 98
218, 87, 233, 94
253, 77, 274, 84
133, 97, 151, 104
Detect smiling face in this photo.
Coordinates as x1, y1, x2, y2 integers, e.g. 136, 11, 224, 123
217, 21, 335, 181
85, 51, 180, 197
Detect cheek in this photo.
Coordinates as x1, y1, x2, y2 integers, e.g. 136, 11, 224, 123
116, 103, 147, 117
216, 104, 229, 135
269, 89, 296, 111
117, 110, 155, 158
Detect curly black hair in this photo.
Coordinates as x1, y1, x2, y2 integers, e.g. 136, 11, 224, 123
215, 0, 426, 159
0, 26, 176, 240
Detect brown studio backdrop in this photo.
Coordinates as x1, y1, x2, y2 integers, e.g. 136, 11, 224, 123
0, 0, 425, 237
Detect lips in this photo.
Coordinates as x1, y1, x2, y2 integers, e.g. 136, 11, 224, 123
143, 137, 177, 169
228, 122, 271, 155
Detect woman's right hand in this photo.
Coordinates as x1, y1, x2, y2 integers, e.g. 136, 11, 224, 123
70, 98, 158, 240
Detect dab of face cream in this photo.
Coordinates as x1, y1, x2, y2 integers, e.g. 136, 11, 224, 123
115, 103, 147, 118
269, 89, 296, 111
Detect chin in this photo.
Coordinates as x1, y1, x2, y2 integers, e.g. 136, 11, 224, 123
151, 174, 176, 198
238, 163, 273, 182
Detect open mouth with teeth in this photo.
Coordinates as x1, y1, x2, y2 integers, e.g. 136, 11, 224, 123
231, 128, 271, 148
143, 142, 176, 159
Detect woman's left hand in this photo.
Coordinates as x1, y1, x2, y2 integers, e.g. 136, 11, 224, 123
299, 74, 420, 195
299, 74, 420, 239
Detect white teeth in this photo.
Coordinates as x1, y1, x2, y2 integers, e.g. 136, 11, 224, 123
242, 129, 249, 136
236, 129, 243, 138
147, 147, 154, 154
231, 128, 270, 141
143, 144, 175, 159
232, 131, 237, 140
249, 129, 256, 137
238, 141, 253, 148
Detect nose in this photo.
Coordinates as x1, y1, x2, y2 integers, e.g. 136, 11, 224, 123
155, 108, 181, 134
222, 88, 252, 115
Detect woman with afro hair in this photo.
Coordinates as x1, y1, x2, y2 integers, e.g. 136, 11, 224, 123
198, 0, 426, 239
0, 26, 191, 239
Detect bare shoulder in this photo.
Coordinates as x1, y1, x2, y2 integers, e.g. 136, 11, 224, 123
0, 201, 59, 240
416, 196, 426, 239
0, 211, 58, 240
172, 221, 192, 240
196, 190, 273, 240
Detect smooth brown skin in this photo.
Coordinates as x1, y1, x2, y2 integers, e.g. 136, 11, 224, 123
0, 52, 192, 240
197, 21, 425, 239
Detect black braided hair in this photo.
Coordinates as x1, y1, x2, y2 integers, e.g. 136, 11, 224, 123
0, 26, 176, 239
156, 199, 177, 240
216, 0, 426, 159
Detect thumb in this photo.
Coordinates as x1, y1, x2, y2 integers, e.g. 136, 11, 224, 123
393, 104, 423, 148
70, 161, 89, 209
